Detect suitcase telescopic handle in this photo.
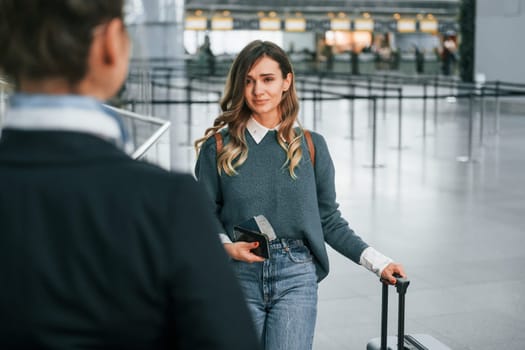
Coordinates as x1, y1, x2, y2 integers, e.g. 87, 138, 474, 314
380, 275, 410, 350
395, 276, 410, 294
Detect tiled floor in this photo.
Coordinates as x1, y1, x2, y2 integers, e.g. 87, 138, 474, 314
164, 79, 525, 350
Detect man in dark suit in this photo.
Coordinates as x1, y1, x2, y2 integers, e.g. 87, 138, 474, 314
0, 1, 261, 349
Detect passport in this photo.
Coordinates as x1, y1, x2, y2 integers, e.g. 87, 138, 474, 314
232, 226, 270, 258
233, 215, 277, 259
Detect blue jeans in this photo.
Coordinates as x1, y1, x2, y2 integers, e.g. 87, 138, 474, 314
231, 239, 318, 350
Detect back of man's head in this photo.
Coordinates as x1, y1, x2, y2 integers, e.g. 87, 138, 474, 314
0, 0, 124, 85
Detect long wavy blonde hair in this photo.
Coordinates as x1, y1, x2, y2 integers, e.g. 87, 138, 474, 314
195, 40, 304, 178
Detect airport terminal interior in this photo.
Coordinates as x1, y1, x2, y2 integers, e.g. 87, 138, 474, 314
1, 0, 524, 349
166, 77, 525, 350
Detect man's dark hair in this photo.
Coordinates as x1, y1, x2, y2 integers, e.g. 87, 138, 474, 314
0, 0, 124, 85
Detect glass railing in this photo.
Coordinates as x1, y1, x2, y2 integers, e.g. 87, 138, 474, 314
0, 77, 11, 127
105, 105, 171, 169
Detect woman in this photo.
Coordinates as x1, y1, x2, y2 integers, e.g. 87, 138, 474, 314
194, 40, 405, 350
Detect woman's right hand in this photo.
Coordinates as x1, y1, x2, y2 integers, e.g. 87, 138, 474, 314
223, 242, 266, 263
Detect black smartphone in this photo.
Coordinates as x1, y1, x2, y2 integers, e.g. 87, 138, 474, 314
233, 226, 270, 259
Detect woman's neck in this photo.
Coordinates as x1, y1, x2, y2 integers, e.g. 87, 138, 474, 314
251, 114, 281, 129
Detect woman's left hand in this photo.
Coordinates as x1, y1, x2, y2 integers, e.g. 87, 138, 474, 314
380, 262, 406, 285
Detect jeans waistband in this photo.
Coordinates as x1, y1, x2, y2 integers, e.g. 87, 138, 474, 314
269, 238, 305, 250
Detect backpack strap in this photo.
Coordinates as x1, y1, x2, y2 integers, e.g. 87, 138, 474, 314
304, 130, 315, 168
215, 129, 315, 168
214, 132, 223, 154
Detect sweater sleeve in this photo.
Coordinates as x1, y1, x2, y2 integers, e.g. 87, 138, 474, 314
311, 132, 369, 263
194, 136, 227, 235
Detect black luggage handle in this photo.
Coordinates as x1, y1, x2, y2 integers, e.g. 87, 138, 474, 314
380, 276, 410, 350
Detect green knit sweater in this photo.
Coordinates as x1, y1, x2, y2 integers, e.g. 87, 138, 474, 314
195, 129, 368, 281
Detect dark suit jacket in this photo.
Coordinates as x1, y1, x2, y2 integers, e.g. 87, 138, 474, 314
0, 130, 260, 350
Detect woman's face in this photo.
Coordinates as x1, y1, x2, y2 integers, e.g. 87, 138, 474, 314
244, 56, 291, 127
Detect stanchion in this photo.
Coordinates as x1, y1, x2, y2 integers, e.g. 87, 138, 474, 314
166, 71, 172, 117
367, 77, 372, 127
433, 76, 439, 129
383, 76, 387, 119
495, 81, 501, 135
422, 82, 428, 137
216, 91, 222, 115
348, 84, 356, 140
457, 94, 476, 163
151, 79, 156, 116
364, 96, 385, 169
144, 71, 152, 116
345, 82, 355, 140
479, 86, 485, 146
397, 88, 405, 150
351, 85, 355, 139
318, 76, 323, 119
184, 78, 193, 146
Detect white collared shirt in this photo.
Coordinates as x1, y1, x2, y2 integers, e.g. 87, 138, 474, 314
246, 116, 280, 144
1, 93, 133, 153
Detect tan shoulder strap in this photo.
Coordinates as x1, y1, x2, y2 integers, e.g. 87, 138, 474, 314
304, 130, 315, 167
214, 132, 223, 154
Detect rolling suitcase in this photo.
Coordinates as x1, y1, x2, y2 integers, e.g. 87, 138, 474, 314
366, 276, 451, 350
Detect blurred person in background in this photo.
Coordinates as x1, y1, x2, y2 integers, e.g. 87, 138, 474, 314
441, 34, 457, 76
0, 1, 261, 349
198, 34, 216, 75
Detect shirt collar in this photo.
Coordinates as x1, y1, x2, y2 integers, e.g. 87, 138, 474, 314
246, 117, 280, 144
2, 93, 133, 153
